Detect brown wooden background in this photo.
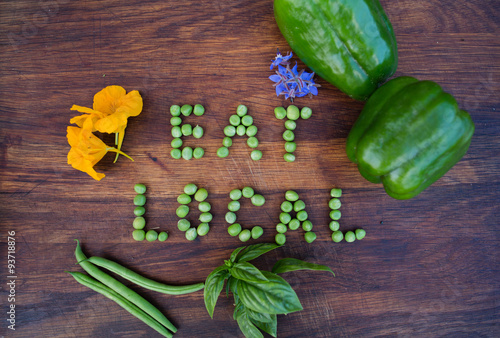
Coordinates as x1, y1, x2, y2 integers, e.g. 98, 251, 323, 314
1, 0, 499, 337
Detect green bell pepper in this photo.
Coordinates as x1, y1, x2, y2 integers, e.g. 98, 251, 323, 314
346, 76, 475, 199
274, 0, 398, 101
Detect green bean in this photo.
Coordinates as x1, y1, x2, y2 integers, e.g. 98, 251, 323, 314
241, 115, 253, 127
222, 137, 233, 147
329, 221, 340, 232
132, 229, 145, 241
180, 104, 193, 116
300, 107, 312, 120
296, 210, 308, 221
302, 220, 313, 232
178, 219, 191, 232
194, 188, 208, 202
345, 231, 356, 243
197, 223, 210, 236
229, 189, 242, 200
185, 228, 198, 241
246, 125, 258, 137
177, 193, 192, 205
182, 147, 193, 160
146, 230, 158, 242
284, 142, 296, 153
228, 223, 242, 236
134, 206, 146, 217
285, 120, 296, 131
170, 116, 182, 126
134, 184, 147, 194
192, 125, 204, 139
176, 205, 189, 218
158, 232, 168, 242
279, 212, 291, 225
331, 188, 342, 198
251, 226, 263, 239
247, 136, 259, 148
193, 104, 205, 116
217, 146, 229, 158
274, 106, 287, 119
236, 105, 248, 117
171, 148, 181, 159
171, 126, 182, 138
133, 217, 146, 230
284, 153, 296, 162
251, 194, 265, 206
134, 194, 146, 206
228, 200, 241, 212
225, 211, 237, 224
181, 124, 193, 137
242, 187, 254, 198
236, 125, 246, 136
229, 114, 241, 126
281, 201, 293, 213
238, 229, 251, 242
275, 233, 286, 245
184, 183, 198, 195
355, 229, 366, 240
198, 201, 211, 213
283, 130, 295, 142
304, 231, 316, 243
332, 231, 343, 243
286, 105, 300, 120
193, 147, 204, 159
288, 218, 300, 231
329, 198, 341, 210
276, 223, 287, 234
330, 210, 341, 220
74, 240, 176, 333
170, 105, 181, 117
293, 200, 305, 212
224, 125, 236, 137
171, 138, 183, 149
285, 190, 299, 202
199, 212, 213, 223
250, 150, 262, 161
66, 271, 173, 338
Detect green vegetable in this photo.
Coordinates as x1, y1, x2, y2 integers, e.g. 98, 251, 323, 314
225, 211, 237, 224
274, 0, 398, 101
304, 232, 317, 243
180, 104, 193, 116
194, 188, 208, 202
171, 138, 183, 149
247, 136, 259, 148
346, 76, 475, 199
133, 194, 146, 206
177, 193, 191, 205
177, 219, 191, 232
185, 228, 198, 241
193, 147, 204, 159
345, 231, 356, 243
237, 104, 248, 117
170, 105, 180, 117
284, 142, 296, 153
192, 125, 204, 139
217, 146, 229, 158
242, 187, 255, 198
198, 201, 211, 212
228, 200, 241, 212
275, 233, 286, 245
285, 190, 299, 202
199, 212, 213, 223
274, 107, 287, 119
241, 115, 253, 126
332, 231, 343, 243
285, 119, 296, 131
134, 184, 147, 194
329, 221, 340, 232
296, 210, 308, 221
276, 223, 287, 234
176, 205, 189, 218
279, 212, 291, 225
224, 125, 236, 137
193, 104, 205, 116
132, 229, 145, 241
355, 228, 366, 240
236, 125, 246, 136
286, 105, 300, 120
133, 217, 146, 230
198, 223, 210, 236
251, 150, 263, 161
170, 149, 181, 159
300, 107, 312, 120
251, 226, 263, 239
251, 194, 266, 207
230, 189, 243, 200
170, 116, 182, 126
331, 188, 342, 197
301, 220, 313, 232
222, 136, 233, 147
228, 223, 242, 236
184, 183, 198, 195
181, 124, 192, 137
284, 153, 295, 162
134, 206, 145, 217
330, 210, 341, 220
281, 201, 293, 213
293, 200, 305, 212
171, 126, 182, 138
182, 146, 193, 160
230, 114, 241, 126
246, 125, 258, 137
158, 232, 168, 242
329, 198, 341, 210
288, 218, 300, 231
283, 130, 295, 142
238, 229, 252, 242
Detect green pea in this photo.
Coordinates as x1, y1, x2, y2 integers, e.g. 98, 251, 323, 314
345, 231, 356, 243
171, 148, 182, 159
197, 223, 210, 236
276, 223, 287, 234
180, 104, 193, 116
251, 226, 263, 239
304, 231, 316, 243
229, 114, 241, 126
332, 230, 343, 243
134, 184, 147, 194
236, 125, 246, 136
199, 212, 213, 223
251, 194, 265, 206
176, 205, 189, 218
194, 188, 208, 202
222, 137, 233, 147
247, 137, 259, 148
198, 201, 211, 213
181, 124, 193, 137
329, 221, 340, 232
193, 104, 205, 116
229, 189, 242, 201
331, 188, 342, 198
228, 200, 241, 212
158, 231, 168, 242
239, 229, 251, 242
297, 210, 308, 221
286, 105, 300, 120
285, 120, 297, 131
242, 187, 254, 198
228, 223, 242, 236
132, 229, 145, 241
300, 107, 312, 119
355, 229, 366, 240
171, 138, 183, 149
182, 147, 193, 160
329, 198, 341, 210
330, 210, 341, 220
284, 142, 297, 153
171, 126, 182, 138
246, 125, 258, 137
275, 233, 286, 245
177, 193, 191, 205
178, 219, 191, 232
283, 130, 295, 142
241, 115, 253, 126
192, 125, 204, 139
146, 230, 158, 242
185, 228, 198, 241
184, 183, 198, 195
302, 220, 313, 232
288, 218, 301, 230
293, 200, 305, 212
134, 194, 146, 206
133, 217, 146, 230
274, 107, 287, 119
236, 105, 248, 117
281, 201, 293, 213
279, 212, 291, 224
170, 105, 181, 116
193, 147, 204, 159
225, 211, 237, 224
170, 116, 182, 126
250, 150, 262, 161
224, 125, 236, 137
285, 190, 299, 202
284, 153, 296, 162
134, 206, 145, 217
217, 146, 229, 158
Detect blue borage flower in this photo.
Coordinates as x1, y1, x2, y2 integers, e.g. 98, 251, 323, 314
269, 51, 320, 101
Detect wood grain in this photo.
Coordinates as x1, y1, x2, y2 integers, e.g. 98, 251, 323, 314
0, 0, 499, 337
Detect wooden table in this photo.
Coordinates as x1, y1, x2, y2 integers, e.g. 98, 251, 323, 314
1, 1, 498, 337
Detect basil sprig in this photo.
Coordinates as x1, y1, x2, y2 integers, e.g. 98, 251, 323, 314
204, 243, 334, 337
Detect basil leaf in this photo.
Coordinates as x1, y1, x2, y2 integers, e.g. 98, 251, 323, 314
231, 262, 269, 283
230, 246, 246, 262
251, 314, 277, 338
235, 243, 281, 263
236, 270, 303, 315
233, 298, 245, 321
204, 265, 230, 318
246, 307, 273, 323
272, 258, 335, 276
235, 306, 264, 338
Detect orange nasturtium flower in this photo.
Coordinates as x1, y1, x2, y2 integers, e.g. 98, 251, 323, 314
70, 85, 143, 161
67, 119, 133, 181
